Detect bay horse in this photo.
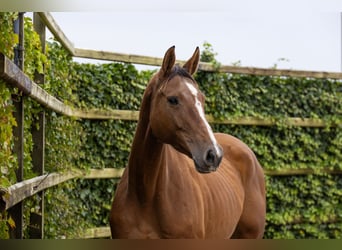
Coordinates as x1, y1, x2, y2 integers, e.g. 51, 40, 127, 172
110, 46, 266, 238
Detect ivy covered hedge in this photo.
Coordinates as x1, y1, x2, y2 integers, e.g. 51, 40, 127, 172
0, 14, 341, 238
72, 62, 150, 170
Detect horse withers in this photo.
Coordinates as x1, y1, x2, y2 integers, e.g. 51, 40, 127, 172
110, 46, 266, 238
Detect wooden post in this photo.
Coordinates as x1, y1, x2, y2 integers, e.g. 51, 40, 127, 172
28, 12, 46, 239
9, 12, 25, 239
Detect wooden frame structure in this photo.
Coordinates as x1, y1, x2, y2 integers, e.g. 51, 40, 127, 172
0, 12, 341, 239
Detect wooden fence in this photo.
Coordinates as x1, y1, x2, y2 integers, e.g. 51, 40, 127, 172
0, 12, 341, 239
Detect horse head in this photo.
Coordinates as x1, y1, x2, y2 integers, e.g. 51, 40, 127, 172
148, 46, 223, 173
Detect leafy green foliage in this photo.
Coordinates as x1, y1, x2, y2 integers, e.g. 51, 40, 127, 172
197, 68, 341, 123
0, 80, 17, 187
44, 41, 84, 173
23, 17, 48, 78
0, 80, 17, 239
72, 63, 151, 170
265, 174, 342, 239
44, 180, 92, 239
43, 41, 86, 238
0, 12, 18, 59
44, 41, 77, 104
0, 12, 19, 239
0, 12, 20, 188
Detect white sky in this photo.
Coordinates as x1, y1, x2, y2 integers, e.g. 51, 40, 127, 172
45, 0, 342, 72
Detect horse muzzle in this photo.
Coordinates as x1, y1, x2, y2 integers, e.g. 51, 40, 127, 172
193, 145, 223, 174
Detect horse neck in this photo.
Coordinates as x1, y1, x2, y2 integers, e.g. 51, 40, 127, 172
127, 81, 166, 203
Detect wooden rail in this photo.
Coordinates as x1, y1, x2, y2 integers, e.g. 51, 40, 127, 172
74, 47, 342, 79
1, 53, 338, 128
37, 12, 342, 79
264, 168, 342, 176
0, 168, 124, 212
38, 12, 75, 55
0, 53, 137, 119
81, 227, 111, 239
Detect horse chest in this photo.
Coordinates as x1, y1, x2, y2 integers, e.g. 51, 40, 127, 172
111, 188, 206, 238
111, 164, 244, 239
153, 177, 242, 238
110, 197, 160, 238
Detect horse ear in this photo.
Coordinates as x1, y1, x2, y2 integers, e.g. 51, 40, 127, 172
183, 47, 200, 75
160, 46, 176, 77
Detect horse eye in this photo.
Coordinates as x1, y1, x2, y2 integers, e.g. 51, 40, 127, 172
167, 96, 179, 105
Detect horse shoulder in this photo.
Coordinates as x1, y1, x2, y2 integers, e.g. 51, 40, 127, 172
214, 133, 263, 184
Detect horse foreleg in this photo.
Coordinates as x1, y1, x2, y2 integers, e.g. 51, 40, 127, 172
231, 171, 266, 239
230, 196, 266, 238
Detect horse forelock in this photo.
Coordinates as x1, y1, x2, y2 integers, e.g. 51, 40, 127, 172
168, 65, 194, 81
155, 65, 197, 93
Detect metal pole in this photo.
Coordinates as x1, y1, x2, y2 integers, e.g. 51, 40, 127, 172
13, 13, 25, 69
9, 12, 25, 239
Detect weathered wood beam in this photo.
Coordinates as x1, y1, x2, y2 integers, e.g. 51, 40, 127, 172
80, 227, 111, 239
74, 48, 166, 66
37, 12, 75, 55
203, 64, 342, 79
72, 109, 139, 120
264, 168, 342, 176
74, 48, 342, 79
206, 116, 331, 128
0, 168, 124, 212
0, 53, 74, 115
0, 172, 77, 212
84, 168, 125, 179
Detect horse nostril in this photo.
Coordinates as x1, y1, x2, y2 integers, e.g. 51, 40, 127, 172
205, 149, 216, 165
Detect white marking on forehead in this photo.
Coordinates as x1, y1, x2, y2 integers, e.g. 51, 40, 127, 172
185, 82, 221, 156
186, 82, 198, 96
